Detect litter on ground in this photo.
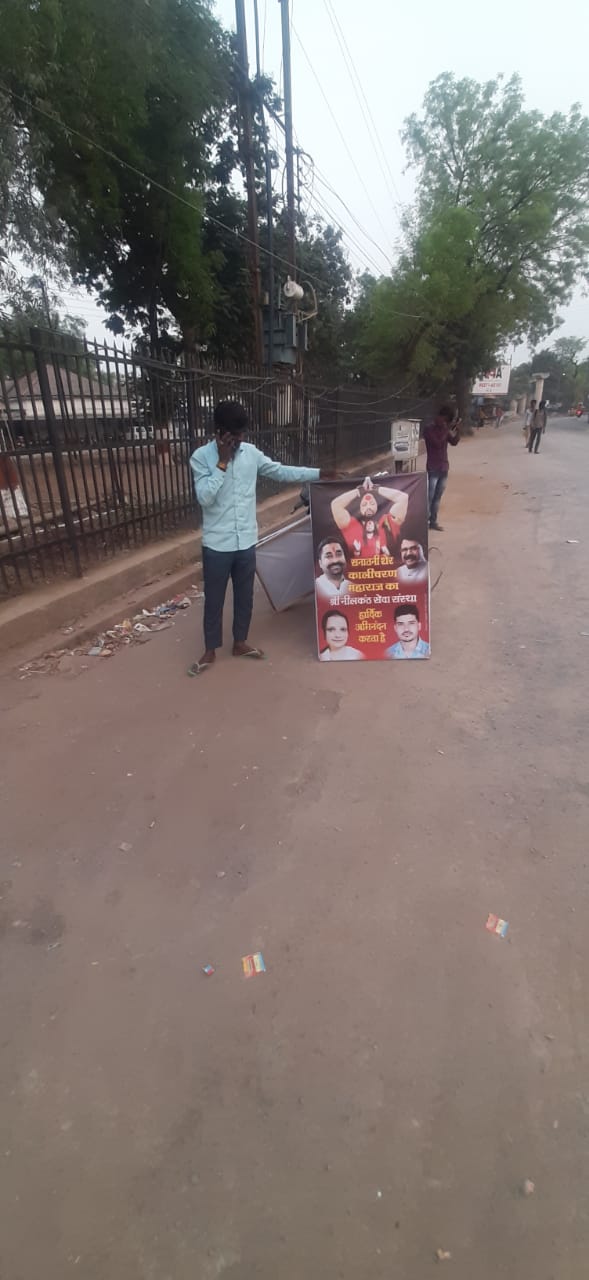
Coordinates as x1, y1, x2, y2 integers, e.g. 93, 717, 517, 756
202, 965, 215, 977
17, 586, 203, 678
242, 952, 266, 978
485, 913, 509, 938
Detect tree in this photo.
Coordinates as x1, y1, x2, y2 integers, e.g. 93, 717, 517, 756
0, 272, 86, 377
357, 74, 589, 414
2, 0, 232, 350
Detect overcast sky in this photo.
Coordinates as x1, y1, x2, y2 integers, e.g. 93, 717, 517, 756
72, 0, 589, 358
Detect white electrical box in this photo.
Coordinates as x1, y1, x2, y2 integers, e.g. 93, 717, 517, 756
391, 419, 420, 460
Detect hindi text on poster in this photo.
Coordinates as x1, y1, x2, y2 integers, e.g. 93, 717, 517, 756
309, 474, 430, 662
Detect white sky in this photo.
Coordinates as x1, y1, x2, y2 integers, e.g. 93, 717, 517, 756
72, 0, 589, 358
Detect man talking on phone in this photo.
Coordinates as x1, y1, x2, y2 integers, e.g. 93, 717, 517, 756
189, 400, 330, 676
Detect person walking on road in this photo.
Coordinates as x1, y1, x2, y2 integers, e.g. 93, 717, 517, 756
528, 399, 547, 454
189, 400, 328, 676
423, 406, 460, 532
524, 398, 536, 447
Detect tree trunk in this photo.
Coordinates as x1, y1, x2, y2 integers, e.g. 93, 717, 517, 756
454, 365, 472, 433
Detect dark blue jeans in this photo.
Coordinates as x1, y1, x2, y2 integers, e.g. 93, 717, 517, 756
202, 545, 257, 650
428, 471, 448, 524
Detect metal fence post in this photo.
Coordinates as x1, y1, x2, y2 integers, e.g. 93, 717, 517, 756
334, 387, 340, 470
31, 328, 83, 577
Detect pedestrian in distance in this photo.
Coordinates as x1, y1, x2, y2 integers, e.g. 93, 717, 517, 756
528, 399, 547, 454
189, 400, 332, 676
524, 398, 536, 447
423, 406, 460, 532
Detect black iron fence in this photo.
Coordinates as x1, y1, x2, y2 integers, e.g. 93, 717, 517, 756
0, 330, 433, 598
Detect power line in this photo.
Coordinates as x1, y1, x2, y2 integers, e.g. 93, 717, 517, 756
0, 80, 334, 302
323, 0, 405, 212
307, 186, 388, 278
271, 129, 390, 277
311, 165, 391, 273
291, 23, 397, 262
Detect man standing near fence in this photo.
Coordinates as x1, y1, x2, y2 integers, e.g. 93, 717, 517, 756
189, 400, 329, 676
423, 406, 460, 532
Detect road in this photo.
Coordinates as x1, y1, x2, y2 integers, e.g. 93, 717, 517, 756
1, 414, 588, 1279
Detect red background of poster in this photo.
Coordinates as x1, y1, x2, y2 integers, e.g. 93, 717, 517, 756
309, 474, 430, 662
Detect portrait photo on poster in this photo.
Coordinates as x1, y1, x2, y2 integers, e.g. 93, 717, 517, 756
309, 474, 430, 662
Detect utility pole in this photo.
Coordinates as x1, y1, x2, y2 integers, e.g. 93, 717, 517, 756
279, 0, 296, 279
235, 0, 264, 365
253, 0, 275, 370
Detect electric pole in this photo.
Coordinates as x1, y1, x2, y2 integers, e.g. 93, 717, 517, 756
235, 0, 264, 365
279, 0, 296, 279
253, 0, 275, 370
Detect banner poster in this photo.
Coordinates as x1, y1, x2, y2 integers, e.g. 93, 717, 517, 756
309, 473, 430, 662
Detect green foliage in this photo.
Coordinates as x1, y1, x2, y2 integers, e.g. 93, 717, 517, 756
358, 73, 589, 408
2, 0, 232, 347
0, 273, 86, 376
512, 336, 589, 408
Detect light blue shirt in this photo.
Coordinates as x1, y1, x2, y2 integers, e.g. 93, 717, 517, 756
386, 638, 430, 660
190, 440, 320, 552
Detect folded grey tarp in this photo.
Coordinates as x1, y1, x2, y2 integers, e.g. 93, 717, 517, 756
256, 516, 315, 611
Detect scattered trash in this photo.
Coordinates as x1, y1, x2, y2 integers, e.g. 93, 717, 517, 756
485, 913, 509, 938
19, 648, 75, 677
437, 749, 445, 755
216, 871, 226, 879
149, 820, 156, 829
435, 1249, 452, 1262
202, 964, 215, 977
566, 539, 580, 544
17, 585, 203, 679
119, 842, 132, 853
239, 824, 246, 831
521, 1179, 535, 1197
376, 1189, 383, 1199
242, 952, 266, 978
580, 632, 589, 638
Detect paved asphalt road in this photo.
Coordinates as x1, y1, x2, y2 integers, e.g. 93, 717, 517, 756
1, 415, 588, 1280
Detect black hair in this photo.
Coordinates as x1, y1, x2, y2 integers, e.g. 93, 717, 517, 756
214, 400, 249, 435
317, 535, 347, 561
539, 399, 546, 410
321, 609, 349, 635
394, 603, 419, 621
437, 405, 454, 423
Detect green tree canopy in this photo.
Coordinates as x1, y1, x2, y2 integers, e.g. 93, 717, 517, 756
1, 0, 232, 349
357, 73, 589, 412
